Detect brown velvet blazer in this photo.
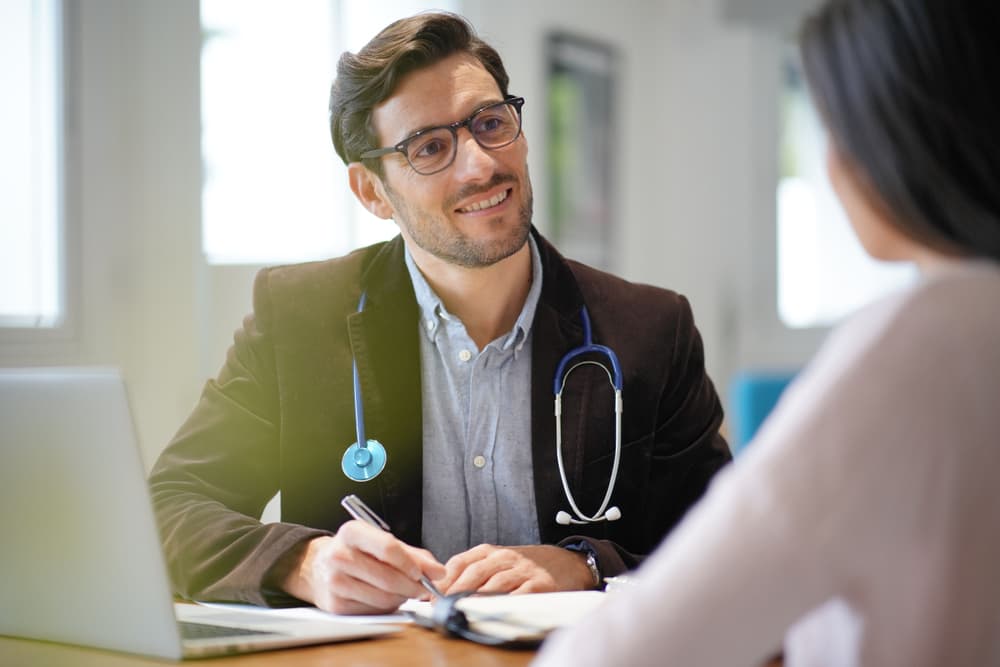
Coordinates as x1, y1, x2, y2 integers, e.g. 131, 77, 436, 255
149, 229, 731, 605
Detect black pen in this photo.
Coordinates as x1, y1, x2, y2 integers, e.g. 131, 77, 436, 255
340, 494, 443, 598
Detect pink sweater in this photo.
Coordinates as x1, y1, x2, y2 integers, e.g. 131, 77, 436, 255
534, 260, 1000, 667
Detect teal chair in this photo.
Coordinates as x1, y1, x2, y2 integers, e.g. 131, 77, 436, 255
729, 371, 797, 454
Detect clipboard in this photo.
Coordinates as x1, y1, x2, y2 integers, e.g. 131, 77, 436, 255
405, 591, 608, 648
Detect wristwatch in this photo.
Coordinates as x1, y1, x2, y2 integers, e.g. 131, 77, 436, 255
565, 542, 602, 589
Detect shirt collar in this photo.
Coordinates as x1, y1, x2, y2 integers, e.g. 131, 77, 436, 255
404, 235, 543, 354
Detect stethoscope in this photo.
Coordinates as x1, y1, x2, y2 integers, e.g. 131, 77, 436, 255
341, 292, 389, 482
552, 305, 623, 525
343, 292, 624, 526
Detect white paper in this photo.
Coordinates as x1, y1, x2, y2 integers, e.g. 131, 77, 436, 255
195, 601, 413, 625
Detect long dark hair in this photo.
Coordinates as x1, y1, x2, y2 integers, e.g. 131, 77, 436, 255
329, 12, 509, 176
799, 0, 1000, 261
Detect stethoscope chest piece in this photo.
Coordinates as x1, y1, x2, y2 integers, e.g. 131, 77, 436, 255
342, 439, 387, 482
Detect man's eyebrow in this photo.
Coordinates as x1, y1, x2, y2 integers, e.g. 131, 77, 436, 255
396, 98, 506, 143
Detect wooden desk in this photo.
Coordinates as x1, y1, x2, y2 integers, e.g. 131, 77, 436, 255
0, 625, 535, 666
2, 626, 785, 666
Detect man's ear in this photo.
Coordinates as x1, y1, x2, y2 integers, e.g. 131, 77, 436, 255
348, 163, 394, 219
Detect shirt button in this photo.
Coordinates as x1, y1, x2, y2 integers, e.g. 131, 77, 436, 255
458, 349, 472, 362
473, 455, 486, 468
425, 319, 435, 332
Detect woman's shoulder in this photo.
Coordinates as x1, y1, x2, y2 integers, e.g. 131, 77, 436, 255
910, 259, 1000, 304
828, 259, 1000, 358
882, 259, 1000, 341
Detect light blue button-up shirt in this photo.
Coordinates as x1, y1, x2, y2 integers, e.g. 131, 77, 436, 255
405, 237, 544, 561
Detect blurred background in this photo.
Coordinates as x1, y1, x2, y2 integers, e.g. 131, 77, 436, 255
1, 0, 918, 466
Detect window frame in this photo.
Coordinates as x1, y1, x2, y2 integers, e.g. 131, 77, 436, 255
0, 0, 78, 355
198, 0, 457, 267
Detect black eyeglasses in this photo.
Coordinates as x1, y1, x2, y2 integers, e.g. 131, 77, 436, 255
360, 96, 525, 175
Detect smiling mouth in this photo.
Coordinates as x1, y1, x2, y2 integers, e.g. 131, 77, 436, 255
457, 189, 510, 213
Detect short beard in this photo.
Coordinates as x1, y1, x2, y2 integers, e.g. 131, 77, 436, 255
384, 172, 534, 268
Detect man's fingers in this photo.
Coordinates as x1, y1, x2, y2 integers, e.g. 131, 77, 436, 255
292, 533, 444, 613
329, 543, 428, 600
441, 546, 519, 594
403, 544, 447, 581
476, 568, 529, 594
436, 544, 496, 591
306, 522, 438, 611
337, 520, 434, 582
315, 572, 409, 615
438, 544, 566, 595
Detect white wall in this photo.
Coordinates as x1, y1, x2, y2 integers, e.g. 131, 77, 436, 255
0, 0, 825, 464
466, 0, 828, 414
0, 1, 206, 468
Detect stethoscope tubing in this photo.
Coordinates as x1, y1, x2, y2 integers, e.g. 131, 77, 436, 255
352, 291, 369, 450
553, 304, 624, 524
552, 306, 623, 393
342, 291, 388, 482
555, 366, 623, 522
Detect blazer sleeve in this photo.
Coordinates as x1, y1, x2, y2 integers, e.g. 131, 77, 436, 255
147, 268, 328, 606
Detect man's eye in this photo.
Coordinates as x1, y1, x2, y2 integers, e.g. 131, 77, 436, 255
412, 137, 448, 159
474, 115, 505, 134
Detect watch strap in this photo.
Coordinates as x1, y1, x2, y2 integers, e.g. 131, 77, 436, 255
564, 541, 602, 589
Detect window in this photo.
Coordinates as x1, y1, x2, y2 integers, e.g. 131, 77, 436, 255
0, 0, 64, 328
777, 51, 916, 329
201, 0, 457, 265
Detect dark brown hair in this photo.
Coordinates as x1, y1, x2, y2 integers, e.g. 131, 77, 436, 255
799, 0, 1000, 260
329, 11, 510, 176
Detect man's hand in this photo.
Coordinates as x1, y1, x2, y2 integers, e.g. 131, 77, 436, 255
435, 544, 594, 596
280, 521, 445, 614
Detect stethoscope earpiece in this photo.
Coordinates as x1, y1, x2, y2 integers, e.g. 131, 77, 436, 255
555, 506, 621, 526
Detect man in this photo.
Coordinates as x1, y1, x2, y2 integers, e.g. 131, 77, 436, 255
149, 12, 730, 615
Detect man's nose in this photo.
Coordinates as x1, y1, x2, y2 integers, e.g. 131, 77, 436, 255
450, 130, 494, 181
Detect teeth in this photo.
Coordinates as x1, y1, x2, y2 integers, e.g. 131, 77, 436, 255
460, 189, 508, 212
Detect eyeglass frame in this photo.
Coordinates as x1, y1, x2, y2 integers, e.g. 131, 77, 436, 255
359, 96, 525, 175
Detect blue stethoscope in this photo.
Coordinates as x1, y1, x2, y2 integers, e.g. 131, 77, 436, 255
341, 292, 390, 482
343, 293, 625, 526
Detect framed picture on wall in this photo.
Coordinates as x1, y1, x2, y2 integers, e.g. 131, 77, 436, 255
546, 32, 619, 271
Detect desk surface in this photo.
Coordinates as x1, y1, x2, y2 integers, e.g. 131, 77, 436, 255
1, 626, 786, 666
0, 625, 535, 666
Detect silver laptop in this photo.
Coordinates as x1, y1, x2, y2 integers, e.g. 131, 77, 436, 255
0, 367, 398, 659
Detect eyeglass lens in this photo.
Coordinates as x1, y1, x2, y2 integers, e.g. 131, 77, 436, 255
405, 101, 521, 174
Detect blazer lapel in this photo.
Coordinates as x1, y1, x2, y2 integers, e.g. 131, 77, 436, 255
346, 237, 423, 545
530, 231, 593, 544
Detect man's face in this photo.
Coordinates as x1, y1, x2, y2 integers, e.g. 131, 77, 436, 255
369, 53, 532, 268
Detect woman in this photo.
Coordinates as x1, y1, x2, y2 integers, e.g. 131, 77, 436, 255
533, 0, 1000, 665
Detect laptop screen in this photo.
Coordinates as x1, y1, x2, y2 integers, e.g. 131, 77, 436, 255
0, 368, 193, 658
